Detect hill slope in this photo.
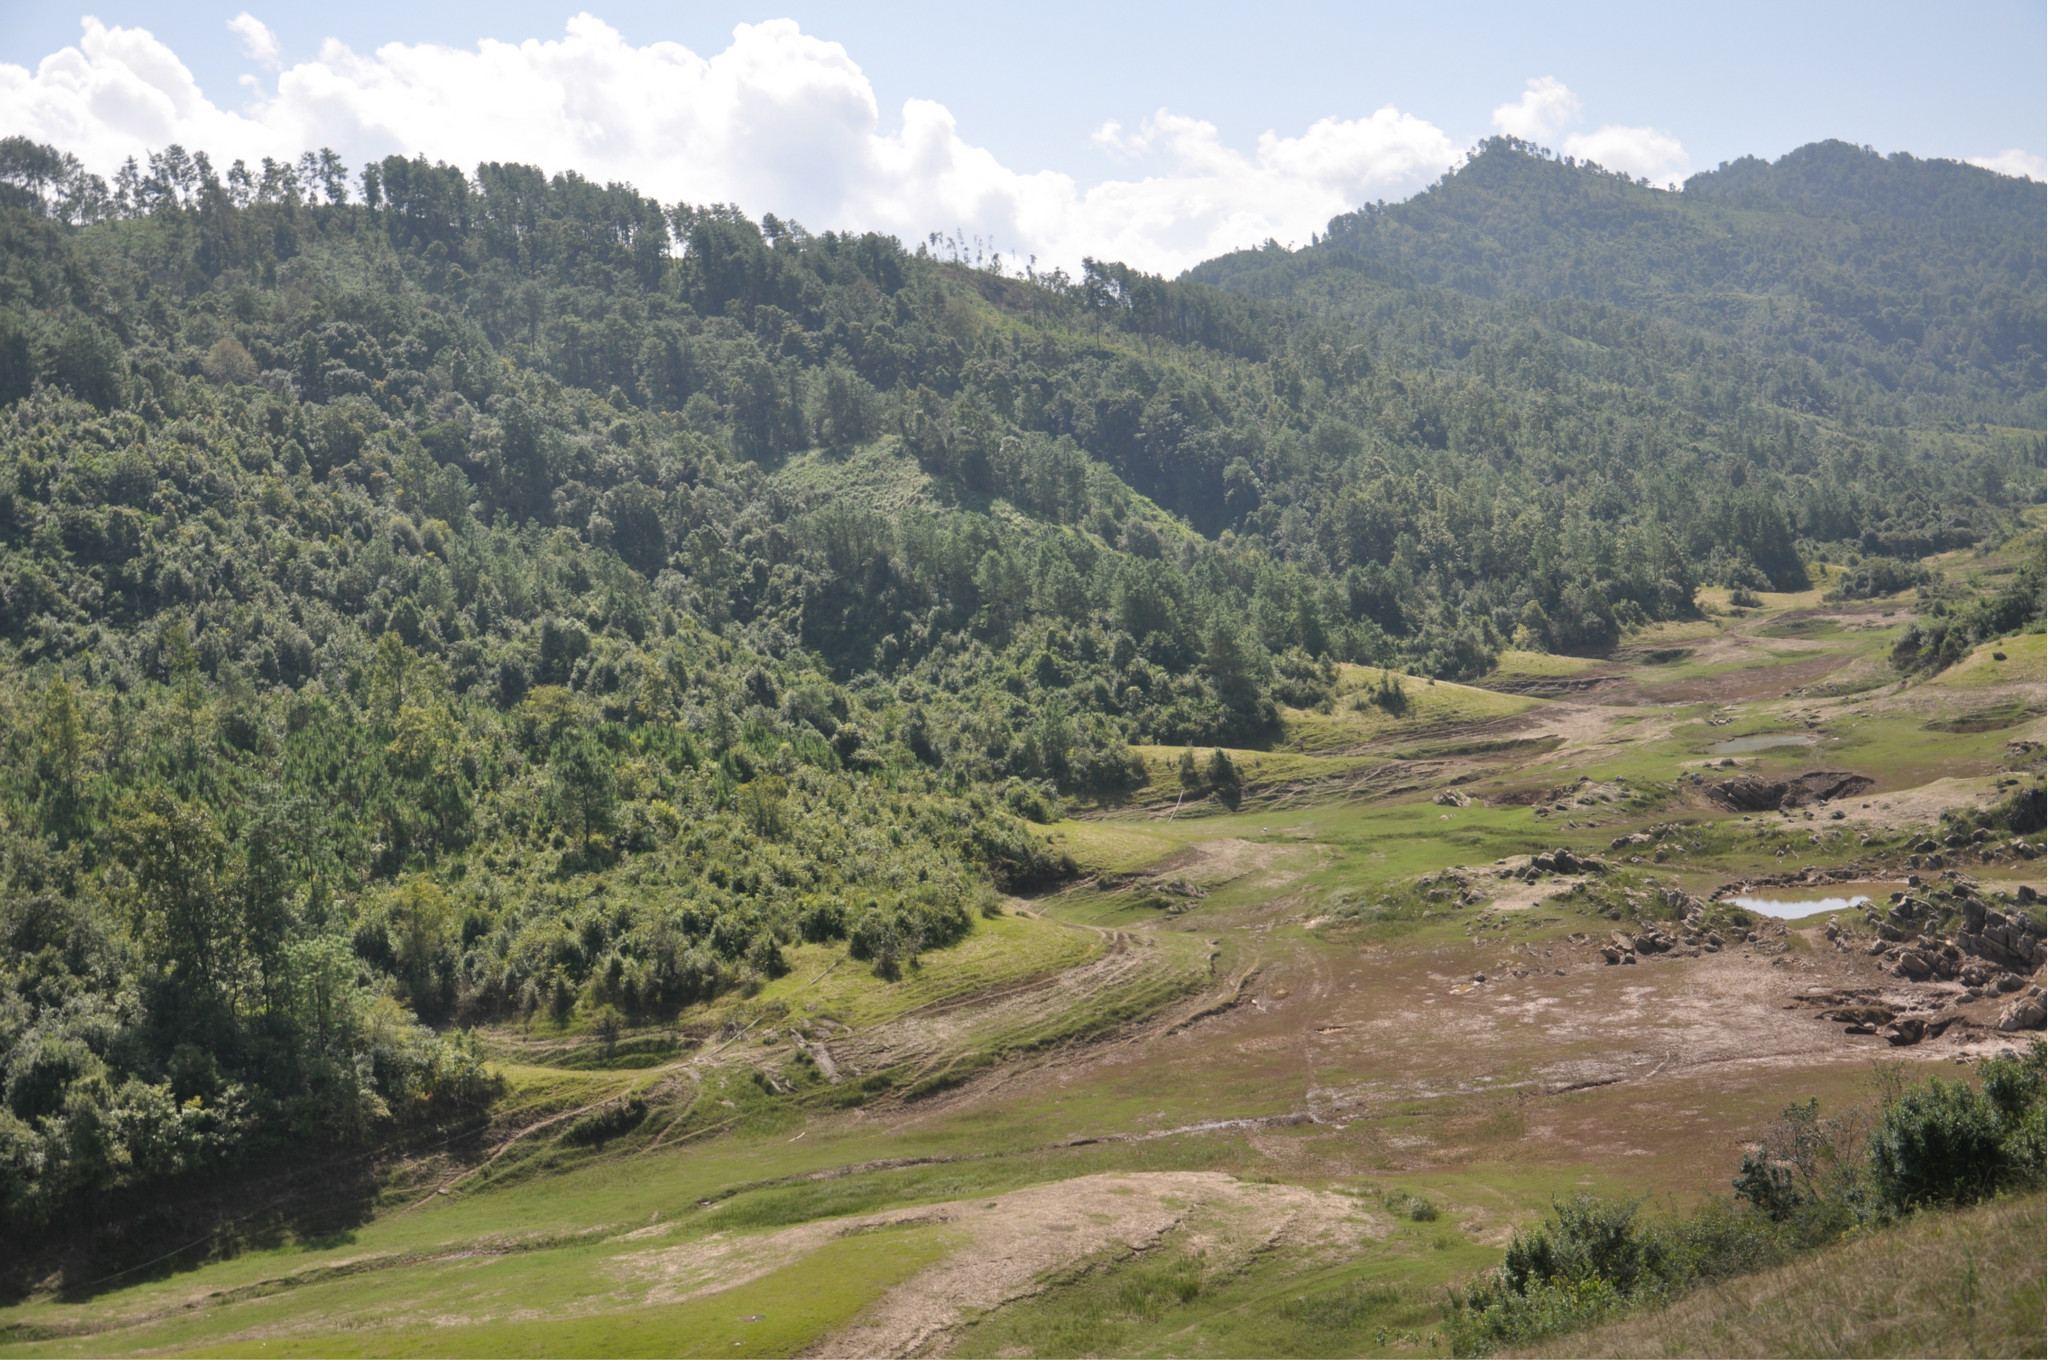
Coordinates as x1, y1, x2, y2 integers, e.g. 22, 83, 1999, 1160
1189, 137, 2047, 428
0, 131, 2038, 1263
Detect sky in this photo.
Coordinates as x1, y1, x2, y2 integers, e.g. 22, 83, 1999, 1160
1, 2, 2042, 275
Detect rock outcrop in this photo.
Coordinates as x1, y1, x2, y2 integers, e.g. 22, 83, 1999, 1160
1704, 770, 1874, 812
1956, 903, 2047, 973
1997, 991, 2046, 1033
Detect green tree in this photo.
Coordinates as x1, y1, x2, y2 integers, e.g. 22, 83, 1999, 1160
31, 679, 89, 844
119, 791, 242, 1011
548, 733, 618, 843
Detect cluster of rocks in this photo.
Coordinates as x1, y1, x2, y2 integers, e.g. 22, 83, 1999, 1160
1818, 880, 2048, 1042
1901, 830, 2040, 871
1414, 868, 1485, 907
1864, 887, 2045, 989
1794, 987, 2031, 1048
1532, 776, 1627, 818
1600, 896, 1748, 964
1608, 823, 1707, 863
1500, 847, 1607, 881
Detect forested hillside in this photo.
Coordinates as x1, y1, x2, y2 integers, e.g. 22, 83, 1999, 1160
1192, 137, 2046, 429
0, 133, 2038, 1237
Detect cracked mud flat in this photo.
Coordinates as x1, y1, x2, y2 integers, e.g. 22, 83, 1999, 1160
609, 1172, 1376, 1358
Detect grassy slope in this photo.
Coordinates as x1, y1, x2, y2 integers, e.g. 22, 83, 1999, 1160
1519, 1194, 2047, 1359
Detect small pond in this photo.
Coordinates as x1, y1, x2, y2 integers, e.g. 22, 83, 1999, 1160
1709, 733, 1816, 755
1719, 881, 1895, 920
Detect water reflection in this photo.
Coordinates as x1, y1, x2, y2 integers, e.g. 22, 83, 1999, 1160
1723, 893, 1872, 919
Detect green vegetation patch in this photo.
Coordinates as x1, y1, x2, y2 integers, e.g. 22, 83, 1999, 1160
161, 1223, 952, 1359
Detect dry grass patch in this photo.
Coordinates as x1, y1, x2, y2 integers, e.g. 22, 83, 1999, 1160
1048, 818, 1189, 873
1491, 650, 1602, 680
731, 911, 1102, 1031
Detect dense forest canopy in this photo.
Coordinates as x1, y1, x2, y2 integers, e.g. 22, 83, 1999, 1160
1192, 137, 2046, 429
0, 132, 2038, 1231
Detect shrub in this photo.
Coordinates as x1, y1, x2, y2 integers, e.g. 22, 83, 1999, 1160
1384, 1188, 1439, 1221
1828, 556, 1930, 600
1448, 1048, 2046, 1356
1365, 668, 1409, 715
558, 1095, 647, 1146
1997, 782, 2046, 835
1870, 1077, 2012, 1211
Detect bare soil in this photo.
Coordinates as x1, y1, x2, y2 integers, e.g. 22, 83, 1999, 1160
606, 1172, 1375, 1357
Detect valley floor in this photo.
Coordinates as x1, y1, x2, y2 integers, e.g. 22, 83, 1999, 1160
5, 554, 2045, 1358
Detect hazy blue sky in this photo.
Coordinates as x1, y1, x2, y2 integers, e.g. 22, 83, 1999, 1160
3, 2, 2040, 271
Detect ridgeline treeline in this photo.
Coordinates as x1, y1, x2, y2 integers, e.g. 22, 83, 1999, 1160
0, 134, 2039, 1231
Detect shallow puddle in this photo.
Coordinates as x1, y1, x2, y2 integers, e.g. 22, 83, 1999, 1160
1720, 880, 1896, 919
1709, 733, 1816, 755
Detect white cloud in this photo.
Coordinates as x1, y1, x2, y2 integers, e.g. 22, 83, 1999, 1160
0, 15, 1462, 276
1968, 148, 2045, 181
1563, 124, 1688, 187
1488, 76, 1689, 188
228, 13, 281, 67
1490, 76, 1579, 143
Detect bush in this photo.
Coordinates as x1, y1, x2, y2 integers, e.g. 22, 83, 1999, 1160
1445, 1270, 1628, 1356
1829, 556, 1930, 600
1384, 1188, 1438, 1221
1997, 782, 2046, 835
557, 1094, 647, 1146
1364, 668, 1409, 715
1870, 1076, 2016, 1211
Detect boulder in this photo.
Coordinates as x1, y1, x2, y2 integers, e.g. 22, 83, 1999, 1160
1959, 961, 1999, 988
1997, 995, 2046, 1032
1894, 951, 1934, 980
1924, 1008, 1966, 1040
1884, 1017, 1926, 1046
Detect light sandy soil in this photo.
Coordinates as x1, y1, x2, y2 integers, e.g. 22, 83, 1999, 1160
607, 1171, 1376, 1357
826, 1172, 1373, 1357
1147, 837, 1291, 885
